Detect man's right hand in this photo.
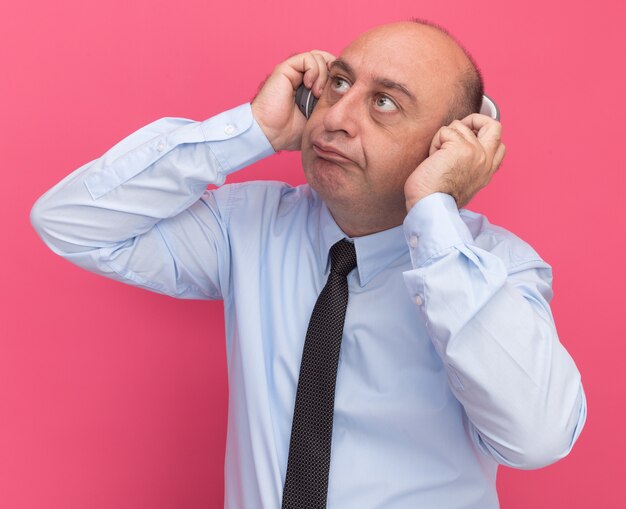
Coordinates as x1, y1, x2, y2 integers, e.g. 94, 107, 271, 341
251, 50, 335, 152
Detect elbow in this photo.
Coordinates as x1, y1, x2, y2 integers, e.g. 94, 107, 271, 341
30, 194, 68, 256
504, 427, 581, 470
30, 195, 51, 244
491, 385, 587, 470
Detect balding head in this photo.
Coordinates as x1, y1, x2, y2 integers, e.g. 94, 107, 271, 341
352, 20, 484, 125
408, 19, 484, 123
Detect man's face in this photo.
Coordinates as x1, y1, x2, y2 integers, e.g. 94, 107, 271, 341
301, 23, 466, 227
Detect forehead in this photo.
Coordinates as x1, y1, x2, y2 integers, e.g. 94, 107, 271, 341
338, 25, 463, 101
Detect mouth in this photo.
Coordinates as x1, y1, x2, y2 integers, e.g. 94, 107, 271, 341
312, 143, 353, 164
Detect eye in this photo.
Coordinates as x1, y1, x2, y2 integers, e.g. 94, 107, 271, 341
330, 76, 350, 94
374, 95, 398, 112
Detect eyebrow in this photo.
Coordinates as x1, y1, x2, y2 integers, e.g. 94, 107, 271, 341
329, 59, 417, 102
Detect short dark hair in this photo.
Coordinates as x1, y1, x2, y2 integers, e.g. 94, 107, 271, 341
409, 18, 484, 124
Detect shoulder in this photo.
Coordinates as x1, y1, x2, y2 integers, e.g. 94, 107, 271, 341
207, 180, 321, 226
459, 208, 551, 273
224, 180, 318, 209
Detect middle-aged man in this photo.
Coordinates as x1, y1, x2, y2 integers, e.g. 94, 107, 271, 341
31, 20, 586, 509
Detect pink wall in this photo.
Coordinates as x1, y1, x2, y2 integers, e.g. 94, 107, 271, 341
2, 0, 624, 507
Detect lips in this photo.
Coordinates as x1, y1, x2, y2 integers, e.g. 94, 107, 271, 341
312, 142, 353, 164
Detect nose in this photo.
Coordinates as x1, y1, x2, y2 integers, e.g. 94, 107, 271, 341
322, 88, 360, 137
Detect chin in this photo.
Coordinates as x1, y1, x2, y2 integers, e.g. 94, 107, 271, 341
304, 159, 353, 199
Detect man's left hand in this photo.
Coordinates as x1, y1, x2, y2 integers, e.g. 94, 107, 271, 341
404, 114, 505, 211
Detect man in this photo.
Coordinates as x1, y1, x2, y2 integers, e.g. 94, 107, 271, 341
31, 20, 585, 509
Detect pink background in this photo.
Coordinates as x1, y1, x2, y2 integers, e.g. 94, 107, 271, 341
2, 0, 624, 507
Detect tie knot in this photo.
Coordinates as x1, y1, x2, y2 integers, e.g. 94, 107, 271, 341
329, 239, 357, 278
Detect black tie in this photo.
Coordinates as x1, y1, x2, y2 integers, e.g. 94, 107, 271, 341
282, 239, 358, 509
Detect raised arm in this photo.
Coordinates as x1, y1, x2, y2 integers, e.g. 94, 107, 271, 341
402, 114, 586, 468
402, 193, 586, 468
30, 105, 274, 299
31, 50, 336, 300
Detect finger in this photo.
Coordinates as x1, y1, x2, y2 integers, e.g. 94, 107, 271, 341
429, 125, 468, 155
460, 113, 503, 154
310, 50, 336, 63
310, 52, 330, 96
299, 50, 335, 88
278, 52, 325, 91
448, 119, 481, 144
301, 53, 322, 89
459, 113, 501, 136
491, 143, 506, 172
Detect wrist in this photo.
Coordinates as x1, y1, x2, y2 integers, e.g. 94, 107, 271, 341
250, 101, 280, 151
405, 191, 430, 212
404, 175, 444, 212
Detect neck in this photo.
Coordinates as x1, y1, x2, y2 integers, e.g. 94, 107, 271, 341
326, 201, 406, 238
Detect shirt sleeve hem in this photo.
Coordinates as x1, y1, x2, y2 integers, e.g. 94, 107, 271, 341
403, 192, 475, 267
